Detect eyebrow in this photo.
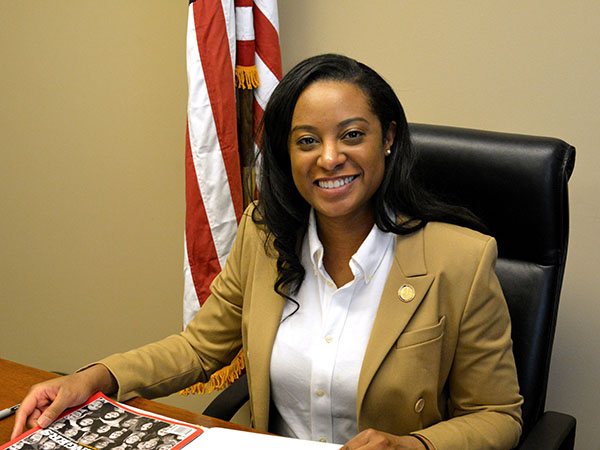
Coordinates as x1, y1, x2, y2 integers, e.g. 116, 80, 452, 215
290, 117, 369, 134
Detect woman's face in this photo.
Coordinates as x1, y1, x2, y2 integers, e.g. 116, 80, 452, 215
156, 428, 170, 437
125, 435, 141, 444
143, 438, 160, 449
109, 430, 124, 439
122, 418, 138, 428
87, 401, 104, 411
80, 433, 98, 445
288, 80, 394, 225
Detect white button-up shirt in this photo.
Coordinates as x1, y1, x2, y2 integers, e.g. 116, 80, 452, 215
269, 210, 396, 444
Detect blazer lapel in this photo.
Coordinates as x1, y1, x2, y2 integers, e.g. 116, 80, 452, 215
246, 278, 285, 431
356, 227, 434, 416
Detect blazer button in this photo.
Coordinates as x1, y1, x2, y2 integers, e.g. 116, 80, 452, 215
414, 397, 425, 413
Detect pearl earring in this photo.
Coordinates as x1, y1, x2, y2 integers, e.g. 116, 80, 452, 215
385, 148, 392, 156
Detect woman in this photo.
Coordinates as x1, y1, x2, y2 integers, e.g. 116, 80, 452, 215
12, 54, 522, 449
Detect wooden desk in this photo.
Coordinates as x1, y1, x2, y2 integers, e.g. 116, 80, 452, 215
0, 359, 256, 445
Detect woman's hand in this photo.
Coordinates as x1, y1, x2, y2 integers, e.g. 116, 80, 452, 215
11, 364, 117, 440
341, 429, 432, 450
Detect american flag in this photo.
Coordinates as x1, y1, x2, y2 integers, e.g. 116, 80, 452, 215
183, 0, 282, 328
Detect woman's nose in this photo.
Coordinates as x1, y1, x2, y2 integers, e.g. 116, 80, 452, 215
318, 140, 346, 170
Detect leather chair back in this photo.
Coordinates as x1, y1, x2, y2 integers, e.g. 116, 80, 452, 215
410, 123, 575, 437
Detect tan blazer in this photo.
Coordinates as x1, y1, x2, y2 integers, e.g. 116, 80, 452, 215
100, 208, 523, 450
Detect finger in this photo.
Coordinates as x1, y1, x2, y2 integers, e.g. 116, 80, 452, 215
36, 390, 76, 428
342, 430, 372, 449
26, 409, 43, 430
11, 391, 44, 440
11, 408, 28, 440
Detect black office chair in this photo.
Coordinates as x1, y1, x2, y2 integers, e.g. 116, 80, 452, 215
203, 123, 577, 449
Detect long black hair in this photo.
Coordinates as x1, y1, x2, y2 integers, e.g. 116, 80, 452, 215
253, 54, 481, 299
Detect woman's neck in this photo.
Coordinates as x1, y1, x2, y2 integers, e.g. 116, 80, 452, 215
316, 211, 375, 287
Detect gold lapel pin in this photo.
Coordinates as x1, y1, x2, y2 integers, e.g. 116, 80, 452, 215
398, 284, 416, 302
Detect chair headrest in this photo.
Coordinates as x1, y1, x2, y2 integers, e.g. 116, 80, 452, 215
409, 123, 575, 265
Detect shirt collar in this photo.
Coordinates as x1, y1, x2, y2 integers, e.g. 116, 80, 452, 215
306, 209, 395, 284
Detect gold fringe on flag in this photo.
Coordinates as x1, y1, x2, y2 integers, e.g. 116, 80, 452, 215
178, 65, 257, 398
178, 349, 245, 395
235, 65, 260, 90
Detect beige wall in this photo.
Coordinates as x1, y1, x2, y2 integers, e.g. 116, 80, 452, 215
0, 0, 210, 412
1, 1, 186, 363
1, 1, 598, 449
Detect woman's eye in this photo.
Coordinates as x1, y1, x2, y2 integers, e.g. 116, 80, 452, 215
344, 130, 364, 140
297, 136, 317, 146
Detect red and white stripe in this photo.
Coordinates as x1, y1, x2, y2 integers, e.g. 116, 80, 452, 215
253, 0, 282, 134
235, 0, 255, 69
183, 0, 242, 327
183, 0, 281, 328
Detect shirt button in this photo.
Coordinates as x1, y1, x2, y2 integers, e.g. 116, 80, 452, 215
414, 397, 425, 413
315, 390, 325, 397
325, 335, 333, 343
319, 438, 327, 443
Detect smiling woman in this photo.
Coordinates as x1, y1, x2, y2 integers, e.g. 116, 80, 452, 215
254, 54, 483, 301
13, 54, 522, 450
251, 54, 522, 449
287, 81, 394, 287
288, 81, 393, 233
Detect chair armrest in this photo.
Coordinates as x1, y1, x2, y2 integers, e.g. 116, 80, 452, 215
201, 373, 249, 421
516, 411, 576, 450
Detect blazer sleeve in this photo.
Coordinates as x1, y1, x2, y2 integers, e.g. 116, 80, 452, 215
418, 237, 523, 450
87, 210, 254, 402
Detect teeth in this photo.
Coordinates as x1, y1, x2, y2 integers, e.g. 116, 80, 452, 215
317, 176, 355, 189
